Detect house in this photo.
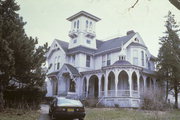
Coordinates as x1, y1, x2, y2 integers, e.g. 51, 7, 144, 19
46, 11, 157, 107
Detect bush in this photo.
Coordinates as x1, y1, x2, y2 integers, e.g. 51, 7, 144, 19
141, 88, 172, 110
3, 87, 46, 110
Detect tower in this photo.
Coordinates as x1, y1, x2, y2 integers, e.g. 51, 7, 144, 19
67, 11, 101, 49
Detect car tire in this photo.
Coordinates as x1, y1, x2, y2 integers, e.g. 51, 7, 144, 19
51, 114, 56, 120
79, 118, 84, 120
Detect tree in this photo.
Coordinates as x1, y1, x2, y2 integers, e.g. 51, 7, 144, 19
130, 0, 180, 10
0, 0, 47, 111
157, 11, 180, 109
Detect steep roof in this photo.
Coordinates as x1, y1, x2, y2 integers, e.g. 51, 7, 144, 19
66, 11, 101, 22
65, 64, 80, 76
56, 39, 69, 53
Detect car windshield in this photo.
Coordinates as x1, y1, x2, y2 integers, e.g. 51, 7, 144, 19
57, 98, 83, 107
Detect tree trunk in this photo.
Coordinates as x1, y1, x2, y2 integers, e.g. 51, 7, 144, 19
0, 85, 4, 112
165, 80, 169, 102
174, 82, 178, 109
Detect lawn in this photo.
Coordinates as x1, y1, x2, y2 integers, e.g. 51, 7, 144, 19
0, 109, 40, 120
85, 108, 180, 120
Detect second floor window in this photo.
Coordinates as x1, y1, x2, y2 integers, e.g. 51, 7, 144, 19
141, 51, 144, 66
77, 20, 79, 29
133, 50, 138, 65
86, 20, 88, 29
107, 54, 111, 66
57, 56, 60, 70
102, 55, 106, 67
74, 21, 76, 28
86, 55, 90, 67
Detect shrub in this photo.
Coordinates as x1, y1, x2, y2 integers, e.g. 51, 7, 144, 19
3, 87, 46, 110
140, 88, 172, 110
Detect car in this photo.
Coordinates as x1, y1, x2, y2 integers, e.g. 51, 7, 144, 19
49, 97, 86, 120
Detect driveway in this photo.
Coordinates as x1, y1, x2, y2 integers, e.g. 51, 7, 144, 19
39, 104, 51, 120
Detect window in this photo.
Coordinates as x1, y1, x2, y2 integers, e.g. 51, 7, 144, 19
73, 39, 77, 43
148, 62, 151, 70
86, 55, 90, 67
72, 55, 75, 64
74, 21, 76, 28
107, 54, 111, 66
57, 56, 60, 70
102, 55, 106, 67
48, 63, 52, 69
86, 20, 88, 28
77, 20, 79, 29
54, 57, 57, 70
86, 39, 91, 44
141, 51, 144, 66
69, 79, 76, 92
54, 44, 57, 48
90, 21, 92, 29
134, 38, 139, 42
133, 50, 138, 65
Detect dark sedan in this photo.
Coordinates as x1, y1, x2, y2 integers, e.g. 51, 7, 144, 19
49, 97, 85, 120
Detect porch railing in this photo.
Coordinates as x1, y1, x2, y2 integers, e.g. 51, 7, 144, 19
117, 90, 130, 97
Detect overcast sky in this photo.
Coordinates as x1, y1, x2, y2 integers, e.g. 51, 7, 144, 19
16, 0, 180, 56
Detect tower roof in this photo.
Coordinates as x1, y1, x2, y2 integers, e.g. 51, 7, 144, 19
67, 11, 101, 22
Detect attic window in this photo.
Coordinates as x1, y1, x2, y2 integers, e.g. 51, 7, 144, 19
134, 38, 139, 42
54, 44, 57, 48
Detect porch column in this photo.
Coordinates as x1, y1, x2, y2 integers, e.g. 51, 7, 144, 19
143, 75, 147, 92
105, 72, 108, 97
128, 71, 132, 97
98, 74, 101, 97
137, 71, 140, 98
86, 76, 90, 97
115, 70, 118, 97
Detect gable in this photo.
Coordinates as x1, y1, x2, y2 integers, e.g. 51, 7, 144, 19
46, 39, 67, 59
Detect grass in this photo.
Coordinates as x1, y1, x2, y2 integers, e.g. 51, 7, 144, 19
85, 108, 180, 120
0, 109, 40, 120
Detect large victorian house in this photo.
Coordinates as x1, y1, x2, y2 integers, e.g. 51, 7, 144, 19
46, 11, 157, 107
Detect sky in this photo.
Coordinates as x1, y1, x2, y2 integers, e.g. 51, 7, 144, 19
16, 0, 180, 57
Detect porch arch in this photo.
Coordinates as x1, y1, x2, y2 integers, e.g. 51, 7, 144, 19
88, 75, 99, 98
108, 71, 115, 96
118, 70, 129, 90
132, 72, 138, 90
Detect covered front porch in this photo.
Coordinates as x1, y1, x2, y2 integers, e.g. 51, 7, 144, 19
82, 66, 157, 106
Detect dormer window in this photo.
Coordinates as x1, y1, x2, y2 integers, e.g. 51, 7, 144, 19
86, 20, 88, 28
119, 56, 125, 60
77, 20, 79, 29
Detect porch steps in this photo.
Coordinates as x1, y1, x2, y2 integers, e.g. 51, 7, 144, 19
86, 98, 98, 107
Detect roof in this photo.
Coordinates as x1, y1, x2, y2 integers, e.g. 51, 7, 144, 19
128, 42, 147, 48
56, 39, 69, 53
142, 68, 157, 75
95, 33, 136, 54
55, 31, 136, 55
113, 60, 132, 66
67, 11, 101, 22
65, 64, 80, 76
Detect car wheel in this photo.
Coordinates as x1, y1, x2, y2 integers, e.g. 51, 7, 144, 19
79, 118, 84, 120
51, 114, 56, 120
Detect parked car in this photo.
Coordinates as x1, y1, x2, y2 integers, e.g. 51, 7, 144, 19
49, 97, 86, 120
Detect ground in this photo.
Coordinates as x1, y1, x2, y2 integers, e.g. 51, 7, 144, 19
0, 109, 39, 120
38, 104, 180, 120
1, 104, 180, 120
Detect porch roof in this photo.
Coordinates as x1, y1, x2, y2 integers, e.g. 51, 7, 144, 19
65, 64, 80, 77
142, 68, 157, 76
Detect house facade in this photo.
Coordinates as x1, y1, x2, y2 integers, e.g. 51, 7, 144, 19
46, 11, 157, 107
